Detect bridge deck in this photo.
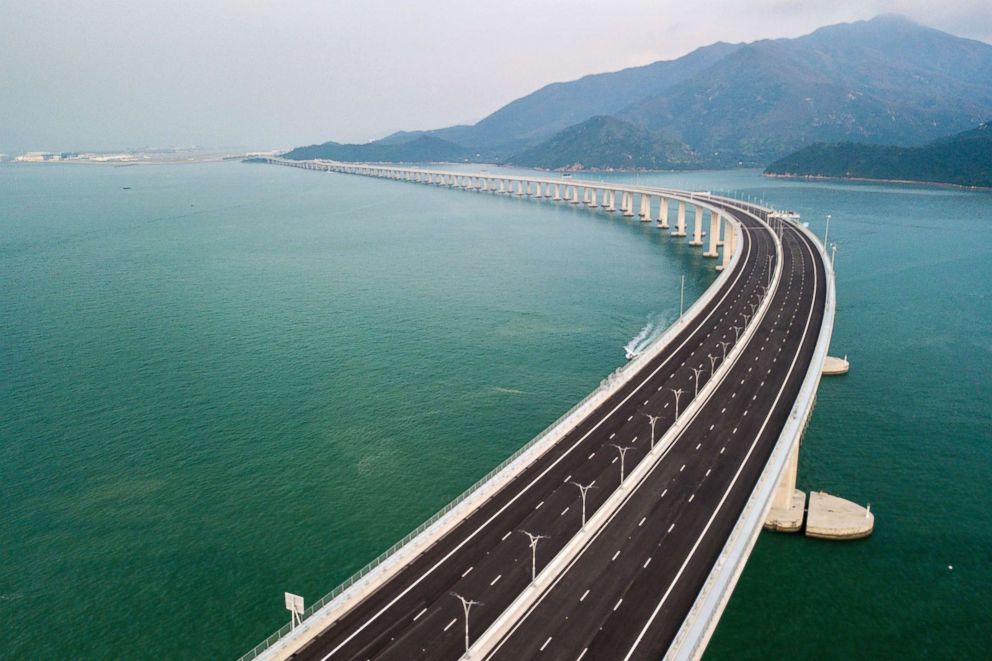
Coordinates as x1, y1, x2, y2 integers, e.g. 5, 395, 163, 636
242, 161, 829, 661
484, 212, 824, 661
283, 190, 786, 660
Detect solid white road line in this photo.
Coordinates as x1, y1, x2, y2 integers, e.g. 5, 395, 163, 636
623, 224, 819, 660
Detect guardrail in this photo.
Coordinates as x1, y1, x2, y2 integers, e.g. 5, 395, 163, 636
238, 164, 749, 661
665, 200, 835, 660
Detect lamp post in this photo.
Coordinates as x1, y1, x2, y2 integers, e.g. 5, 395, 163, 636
569, 480, 597, 528
691, 367, 704, 397
644, 413, 661, 449
669, 387, 685, 419
708, 353, 718, 376
733, 325, 743, 342
610, 444, 632, 483
519, 531, 549, 582
451, 593, 482, 654
719, 341, 730, 361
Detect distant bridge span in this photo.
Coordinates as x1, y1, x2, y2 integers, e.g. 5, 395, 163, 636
239, 158, 835, 661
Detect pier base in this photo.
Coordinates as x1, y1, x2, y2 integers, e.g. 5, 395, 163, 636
764, 489, 806, 533
822, 355, 850, 375
806, 491, 874, 540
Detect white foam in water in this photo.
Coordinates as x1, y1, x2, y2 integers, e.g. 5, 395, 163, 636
624, 313, 672, 359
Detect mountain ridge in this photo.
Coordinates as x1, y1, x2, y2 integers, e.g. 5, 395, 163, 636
763, 121, 992, 188
283, 15, 992, 168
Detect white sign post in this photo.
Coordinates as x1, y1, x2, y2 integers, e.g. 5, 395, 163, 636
285, 592, 304, 630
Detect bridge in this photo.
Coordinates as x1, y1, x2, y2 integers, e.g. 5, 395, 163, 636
239, 159, 866, 660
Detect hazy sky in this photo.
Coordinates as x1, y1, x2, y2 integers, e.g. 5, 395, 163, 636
2, 0, 990, 153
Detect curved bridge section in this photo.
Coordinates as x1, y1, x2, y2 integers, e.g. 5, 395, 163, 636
240, 159, 834, 661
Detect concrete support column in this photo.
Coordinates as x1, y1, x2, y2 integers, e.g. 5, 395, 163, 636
690, 206, 704, 246
607, 190, 617, 212
589, 189, 598, 208
718, 220, 735, 271
583, 187, 591, 205
704, 210, 720, 257
639, 194, 651, 222
553, 184, 561, 201
623, 191, 634, 217
658, 197, 669, 228
673, 201, 687, 236
532, 181, 542, 197
516, 180, 525, 196
571, 186, 581, 204
771, 439, 800, 511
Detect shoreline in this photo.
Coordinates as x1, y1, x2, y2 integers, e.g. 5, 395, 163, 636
763, 171, 992, 192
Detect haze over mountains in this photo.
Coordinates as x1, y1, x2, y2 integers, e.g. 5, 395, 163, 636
285, 15, 992, 169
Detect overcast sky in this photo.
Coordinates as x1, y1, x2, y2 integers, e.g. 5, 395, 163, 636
2, 0, 990, 153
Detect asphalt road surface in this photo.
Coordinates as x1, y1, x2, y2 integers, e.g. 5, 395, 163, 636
484, 207, 825, 661
289, 199, 805, 661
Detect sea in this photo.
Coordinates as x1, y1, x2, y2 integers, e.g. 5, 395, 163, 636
1, 161, 989, 659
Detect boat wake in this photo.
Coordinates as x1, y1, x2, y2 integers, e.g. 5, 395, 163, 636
624, 313, 672, 360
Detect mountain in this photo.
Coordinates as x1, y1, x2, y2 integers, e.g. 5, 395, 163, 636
618, 15, 992, 163
423, 41, 742, 152
281, 135, 469, 163
507, 116, 701, 170
764, 121, 992, 187
284, 15, 992, 168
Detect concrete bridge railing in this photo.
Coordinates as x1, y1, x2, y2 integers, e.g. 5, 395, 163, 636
240, 158, 817, 661
664, 196, 835, 661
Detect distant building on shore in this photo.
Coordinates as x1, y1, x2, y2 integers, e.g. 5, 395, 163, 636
15, 151, 60, 162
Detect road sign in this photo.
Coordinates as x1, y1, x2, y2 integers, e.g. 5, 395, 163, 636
285, 592, 304, 628
285, 592, 304, 614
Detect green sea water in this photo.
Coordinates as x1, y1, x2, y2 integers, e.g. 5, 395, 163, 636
1, 163, 989, 659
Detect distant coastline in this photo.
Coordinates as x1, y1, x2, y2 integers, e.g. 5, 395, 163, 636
764, 172, 992, 192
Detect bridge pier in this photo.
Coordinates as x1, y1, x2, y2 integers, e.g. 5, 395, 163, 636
588, 188, 598, 208
622, 191, 634, 217
690, 206, 704, 246
639, 194, 651, 222
717, 220, 735, 271
764, 440, 806, 532
672, 201, 687, 236
657, 197, 670, 229
704, 211, 720, 257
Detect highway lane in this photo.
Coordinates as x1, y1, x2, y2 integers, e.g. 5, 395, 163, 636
484, 213, 825, 661
290, 200, 778, 660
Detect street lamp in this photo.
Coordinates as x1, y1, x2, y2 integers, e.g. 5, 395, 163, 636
742, 312, 751, 327
569, 480, 597, 528
719, 341, 730, 361
643, 413, 661, 449
669, 387, 685, 419
707, 353, 718, 375
610, 444, 633, 483
733, 325, 742, 342
691, 366, 704, 397
519, 530, 549, 582
451, 593, 482, 654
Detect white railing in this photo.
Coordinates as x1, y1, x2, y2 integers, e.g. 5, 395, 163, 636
237, 161, 772, 661
665, 200, 835, 660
